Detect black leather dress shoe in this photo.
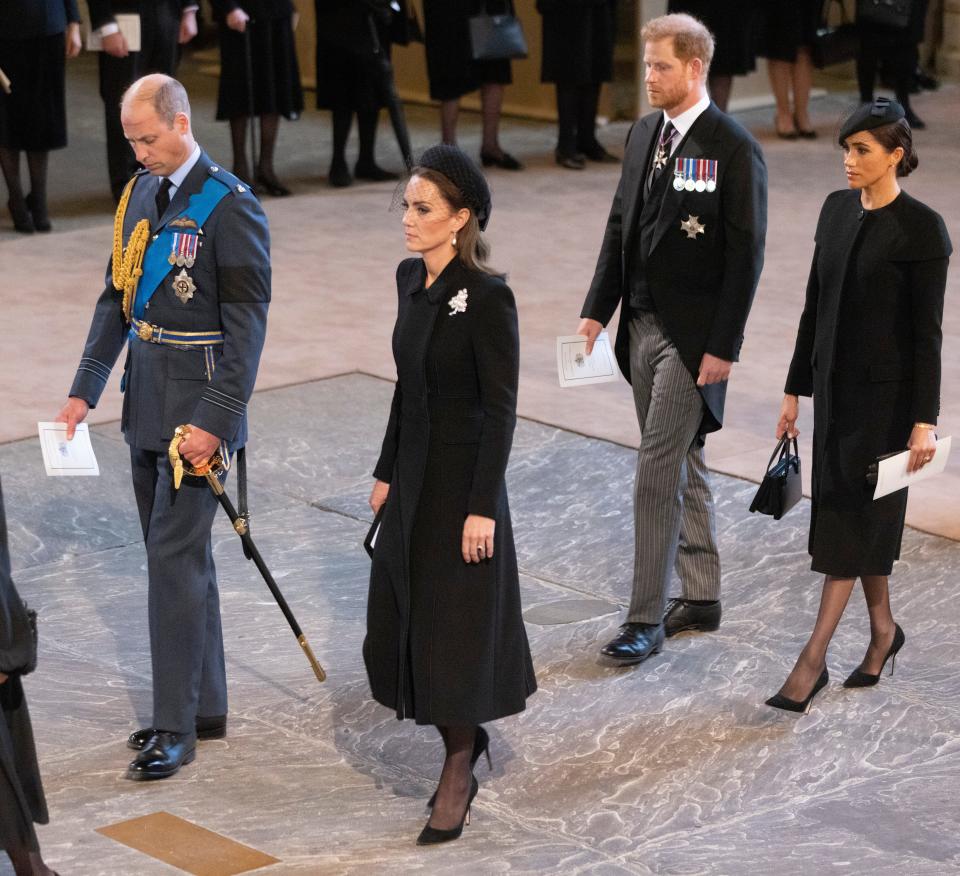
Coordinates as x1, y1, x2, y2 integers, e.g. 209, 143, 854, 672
600, 623, 665, 665
662, 599, 721, 638
127, 715, 226, 751
127, 731, 195, 780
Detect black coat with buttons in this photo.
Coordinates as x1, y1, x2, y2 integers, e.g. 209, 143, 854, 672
785, 189, 951, 576
365, 257, 537, 726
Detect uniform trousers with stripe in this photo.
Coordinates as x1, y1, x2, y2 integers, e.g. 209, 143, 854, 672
627, 313, 721, 624
130, 447, 228, 736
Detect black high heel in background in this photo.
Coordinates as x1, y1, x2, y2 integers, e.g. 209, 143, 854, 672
765, 667, 829, 714
7, 196, 34, 233
417, 775, 479, 846
843, 624, 905, 688
428, 726, 490, 808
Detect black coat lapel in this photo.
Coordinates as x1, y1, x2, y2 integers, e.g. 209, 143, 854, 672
622, 115, 661, 249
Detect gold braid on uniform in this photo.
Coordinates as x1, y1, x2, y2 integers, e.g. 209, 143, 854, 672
112, 176, 151, 323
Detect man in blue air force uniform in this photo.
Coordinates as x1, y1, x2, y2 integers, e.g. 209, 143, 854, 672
55, 74, 271, 780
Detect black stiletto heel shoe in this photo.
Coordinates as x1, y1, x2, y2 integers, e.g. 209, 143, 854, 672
428, 726, 490, 808
765, 668, 829, 714
843, 624, 905, 688
417, 775, 478, 846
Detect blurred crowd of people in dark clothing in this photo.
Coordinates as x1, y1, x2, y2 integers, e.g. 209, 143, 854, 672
0, 0, 947, 232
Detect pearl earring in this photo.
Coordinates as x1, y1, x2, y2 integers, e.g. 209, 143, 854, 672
452, 232, 458, 247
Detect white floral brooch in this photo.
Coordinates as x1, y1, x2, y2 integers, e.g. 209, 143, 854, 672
448, 288, 468, 316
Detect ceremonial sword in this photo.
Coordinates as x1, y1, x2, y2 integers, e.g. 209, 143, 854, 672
168, 426, 326, 683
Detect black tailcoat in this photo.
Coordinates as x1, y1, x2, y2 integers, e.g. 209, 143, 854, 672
785, 189, 951, 576
580, 103, 767, 436
365, 257, 537, 725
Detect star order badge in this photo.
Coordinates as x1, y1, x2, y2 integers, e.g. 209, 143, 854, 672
680, 214, 705, 240
172, 268, 196, 303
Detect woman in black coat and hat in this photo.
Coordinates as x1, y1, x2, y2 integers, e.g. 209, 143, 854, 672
768, 99, 951, 714
366, 144, 536, 844
1, 480, 56, 876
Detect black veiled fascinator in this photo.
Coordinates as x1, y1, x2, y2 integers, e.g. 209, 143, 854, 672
413, 144, 493, 231
838, 97, 907, 144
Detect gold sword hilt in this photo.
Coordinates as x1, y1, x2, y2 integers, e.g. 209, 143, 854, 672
298, 634, 327, 683
168, 425, 225, 490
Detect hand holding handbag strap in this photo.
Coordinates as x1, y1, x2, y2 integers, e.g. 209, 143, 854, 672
766, 435, 798, 473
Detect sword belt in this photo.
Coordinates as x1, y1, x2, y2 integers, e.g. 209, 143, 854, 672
129, 318, 224, 346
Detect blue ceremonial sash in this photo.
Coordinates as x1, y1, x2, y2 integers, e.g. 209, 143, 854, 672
133, 175, 231, 320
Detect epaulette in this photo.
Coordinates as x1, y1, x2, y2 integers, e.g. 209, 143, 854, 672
205, 163, 251, 196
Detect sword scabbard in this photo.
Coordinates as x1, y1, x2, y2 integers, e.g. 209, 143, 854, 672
298, 634, 327, 683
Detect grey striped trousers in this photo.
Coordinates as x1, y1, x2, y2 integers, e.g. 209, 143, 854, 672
627, 313, 721, 624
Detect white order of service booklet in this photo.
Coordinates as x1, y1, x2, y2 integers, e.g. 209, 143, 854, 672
37, 422, 100, 477
556, 331, 618, 388
873, 436, 952, 499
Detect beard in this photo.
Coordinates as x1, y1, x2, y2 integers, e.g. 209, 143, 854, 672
646, 79, 691, 112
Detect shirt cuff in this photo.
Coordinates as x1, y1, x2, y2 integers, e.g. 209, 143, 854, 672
182, 5, 199, 12
95, 22, 121, 38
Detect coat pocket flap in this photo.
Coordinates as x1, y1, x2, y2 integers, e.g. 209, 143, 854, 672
166, 350, 209, 380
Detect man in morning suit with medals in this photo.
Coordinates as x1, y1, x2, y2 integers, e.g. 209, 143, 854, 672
55, 74, 271, 780
575, 14, 767, 666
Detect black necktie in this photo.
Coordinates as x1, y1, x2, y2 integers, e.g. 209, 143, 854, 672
645, 121, 677, 196
155, 177, 173, 217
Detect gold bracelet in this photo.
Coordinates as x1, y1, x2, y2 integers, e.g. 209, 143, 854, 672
914, 422, 937, 430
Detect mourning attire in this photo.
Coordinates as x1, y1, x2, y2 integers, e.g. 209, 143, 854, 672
0, 480, 48, 860
538, 0, 618, 165
67, 145, 271, 779
785, 107, 950, 576
668, 0, 759, 77
88, 0, 192, 200
213, 0, 303, 122
760, 0, 819, 62
581, 96, 767, 662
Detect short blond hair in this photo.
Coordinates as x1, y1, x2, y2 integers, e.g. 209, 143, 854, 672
641, 13, 715, 77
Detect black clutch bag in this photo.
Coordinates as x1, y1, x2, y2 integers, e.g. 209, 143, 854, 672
469, 0, 528, 61
749, 437, 802, 520
866, 450, 903, 487
857, 0, 911, 30
811, 0, 859, 68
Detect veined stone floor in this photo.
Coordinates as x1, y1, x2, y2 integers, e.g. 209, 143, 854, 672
2, 374, 959, 875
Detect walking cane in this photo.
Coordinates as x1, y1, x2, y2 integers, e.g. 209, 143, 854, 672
242, 23, 259, 182
168, 427, 327, 683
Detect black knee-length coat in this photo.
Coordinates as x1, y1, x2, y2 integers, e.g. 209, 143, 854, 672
364, 257, 537, 725
0, 480, 48, 855
784, 190, 951, 576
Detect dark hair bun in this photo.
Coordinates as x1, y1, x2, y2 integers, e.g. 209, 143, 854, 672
899, 147, 919, 178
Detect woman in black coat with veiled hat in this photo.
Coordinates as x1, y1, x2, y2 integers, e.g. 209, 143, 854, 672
768, 99, 951, 714
1, 480, 56, 876
366, 144, 536, 845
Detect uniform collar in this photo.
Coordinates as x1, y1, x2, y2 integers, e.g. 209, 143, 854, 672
163, 143, 202, 195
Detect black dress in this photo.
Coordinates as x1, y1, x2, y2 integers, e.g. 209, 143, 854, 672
0, 0, 79, 151
668, 0, 759, 76
314, 0, 391, 112
538, 0, 616, 86
213, 0, 303, 120
760, 0, 820, 62
0, 480, 48, 856
785, 190, 951, 577
365, 258, 537, 725
423, 0, 512, 102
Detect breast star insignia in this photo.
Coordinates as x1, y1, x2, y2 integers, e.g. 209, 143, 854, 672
172, 269, 196, 303
680, 214, 705, 240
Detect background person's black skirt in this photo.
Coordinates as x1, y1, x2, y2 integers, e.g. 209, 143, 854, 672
423, 0, 512, 101
760, 0, 820, 62
215, 18, 304, 120
0, 34, 68, 151
668, 0, 760, 76
539, 0, 617, 86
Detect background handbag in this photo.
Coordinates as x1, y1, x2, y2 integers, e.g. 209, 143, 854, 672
23, 602, 37, 676
856, 0, 911, 29
469, 0, 528, 61
749, 436, 802, 520
811, 0, 860, 68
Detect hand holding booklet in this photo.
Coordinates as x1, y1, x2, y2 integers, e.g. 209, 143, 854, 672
37, 422, 100, 477
872, 436, 952, 499
556, 331, 618, 387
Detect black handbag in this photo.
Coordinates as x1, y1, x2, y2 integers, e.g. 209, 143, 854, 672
857, 0, 911, 29
364, 507, 385, 559
22, 600, 37, 676
749, 436, 802, 520
811, 0, 860, 69
469, 0, 528, 61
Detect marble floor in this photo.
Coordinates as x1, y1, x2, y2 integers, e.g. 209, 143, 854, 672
3, 373, 959, 875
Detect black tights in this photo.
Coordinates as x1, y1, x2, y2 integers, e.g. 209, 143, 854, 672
330, 108, 380, 171
555, 83, 602, 157
429, 724, 476, 831
0, 148, 49, 210
228, 113, 281, 184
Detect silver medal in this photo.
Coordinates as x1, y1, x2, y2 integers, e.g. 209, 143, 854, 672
684, 178, 696, 192
673, 176, 685, 192
695, 179, 706, 193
